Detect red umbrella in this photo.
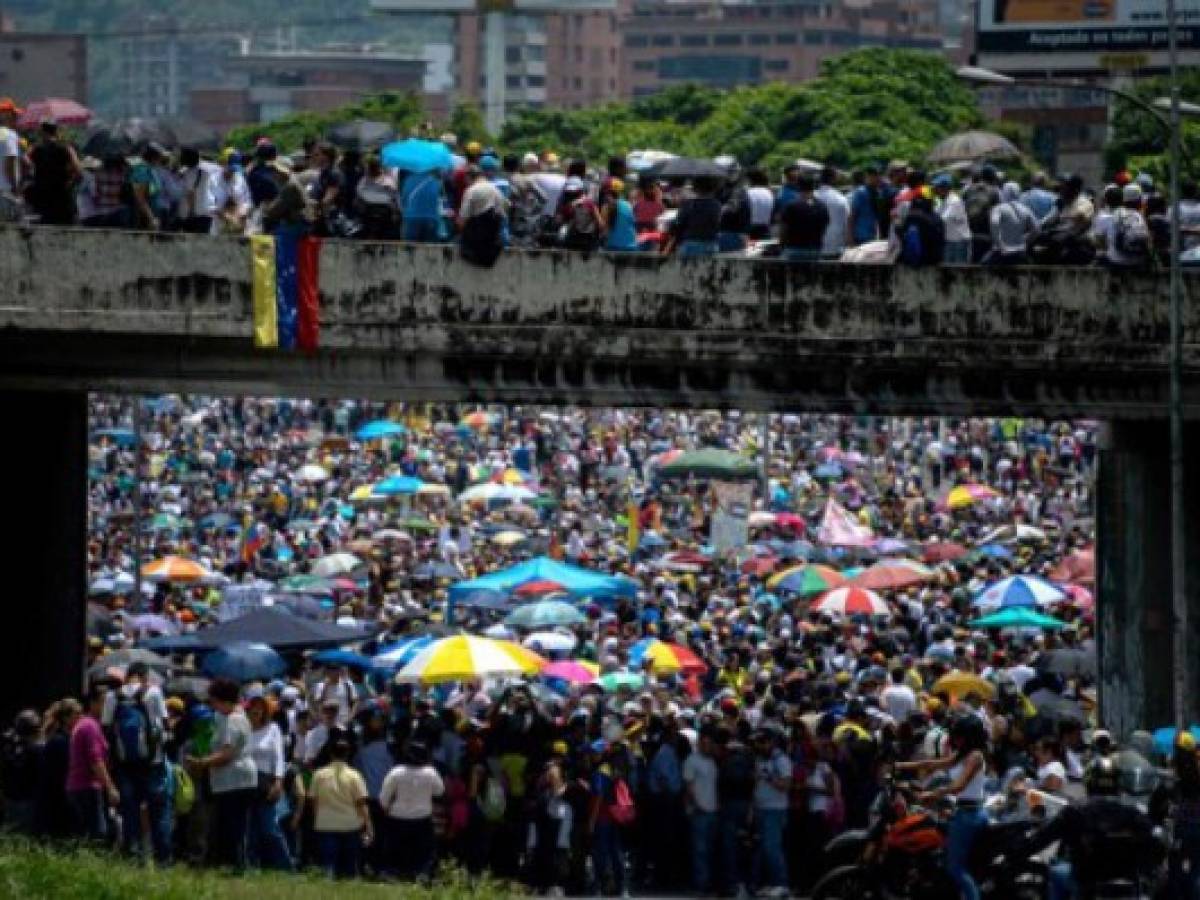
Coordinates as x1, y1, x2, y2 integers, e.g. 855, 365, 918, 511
774, 513, 806, 534
853, 560, 935, 591
18, 98, 92, 129
513, 579, 568, 597
1059, 583, 1093, 612
740, 555, 778, 577
922, 541, 968, 564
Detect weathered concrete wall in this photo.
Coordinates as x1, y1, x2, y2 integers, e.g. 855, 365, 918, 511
1, 225, 1197, 415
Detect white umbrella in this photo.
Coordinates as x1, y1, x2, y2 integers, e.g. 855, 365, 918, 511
295, 464, 330, 483
979, 524, 1047, 545
523, 631, 577, 654
312, 552, 364, 577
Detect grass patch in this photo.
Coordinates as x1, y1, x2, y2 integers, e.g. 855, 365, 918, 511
0, 839, 520, 899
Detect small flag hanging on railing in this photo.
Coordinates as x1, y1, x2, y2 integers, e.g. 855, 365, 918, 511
250, 231, 321, 351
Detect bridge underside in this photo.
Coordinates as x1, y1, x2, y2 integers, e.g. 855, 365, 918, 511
0, 330, 1192, 419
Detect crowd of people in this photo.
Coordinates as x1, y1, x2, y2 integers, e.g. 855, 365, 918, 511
3, 93, 1200, 269
0, 395, 1196, 898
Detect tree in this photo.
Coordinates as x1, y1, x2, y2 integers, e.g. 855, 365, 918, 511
1106, 73, 1200, 182
445, 101, 492, 148
225, 91, 424, 153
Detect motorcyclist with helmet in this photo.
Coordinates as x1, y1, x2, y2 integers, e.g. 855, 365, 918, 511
896, 713, 989, 900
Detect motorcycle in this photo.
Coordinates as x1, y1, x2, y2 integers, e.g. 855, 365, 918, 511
811, 772, 1046, 900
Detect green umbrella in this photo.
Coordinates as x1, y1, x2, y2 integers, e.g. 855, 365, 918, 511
658, 448, 759, 481
277, 574, 336, 594
598, 672, 645, 692
970, 607, 1065, 630
402, 517, 438, 533
504, 600, 587, 629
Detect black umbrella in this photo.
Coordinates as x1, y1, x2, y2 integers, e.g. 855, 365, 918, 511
1036, 648, 1096, 679
82, 117, 219, 157
649, 157, 732, 180
328, 119, 397, 151
1027, 689, 1086, 725
143, 607, 377, 652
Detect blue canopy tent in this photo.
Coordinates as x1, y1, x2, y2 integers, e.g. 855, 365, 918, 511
446, 556, 637, 624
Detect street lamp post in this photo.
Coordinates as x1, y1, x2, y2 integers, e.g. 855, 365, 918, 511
958, 63, 1196, 730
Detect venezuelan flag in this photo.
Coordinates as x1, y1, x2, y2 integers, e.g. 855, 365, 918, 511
251, 229, 322, 351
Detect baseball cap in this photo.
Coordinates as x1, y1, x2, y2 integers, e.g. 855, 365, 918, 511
479, 154, 499, 172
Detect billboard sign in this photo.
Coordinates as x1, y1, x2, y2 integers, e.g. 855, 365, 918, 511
977, 0, 1200, 53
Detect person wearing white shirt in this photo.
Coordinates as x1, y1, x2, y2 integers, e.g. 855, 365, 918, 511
815, 167, 850, 258
379, 743, 444, 880
880, 669, 918, 723
682, 730, 720, 895
245, 690, 293, 870
177, 148, 216, 234
933, 175, 971, 263
1099, 183, 1151, 269
1170, 179, 1200, 250
0, 100, 22, 221
744, 168, 776, 240
210, 151, 251, 234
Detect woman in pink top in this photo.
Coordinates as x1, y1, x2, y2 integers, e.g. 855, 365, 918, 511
66, 686, 118, 841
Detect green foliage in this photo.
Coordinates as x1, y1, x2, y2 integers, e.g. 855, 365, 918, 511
497, 49, 983, 172
446, 101, 492, 148
1107, 74, 1200, 181
225, 92, 424, 153
0, 839, 520, 900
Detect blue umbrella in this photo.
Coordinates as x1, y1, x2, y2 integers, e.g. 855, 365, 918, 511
504, 600, 588, 629
973, 575, 1066, 609
1152, 725, 1200, 756
201, 642, 286, 682
356, 420, 407, 441
814, 463, 844, 480
374, 475, 425, 496
975, 543, 1014, 560
312, 649, 373, 671
371, 635, 436, 673
381, 138, 454, 174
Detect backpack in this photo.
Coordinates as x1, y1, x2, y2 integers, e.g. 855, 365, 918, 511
963, 184, 996, 235
609, 777, 636, 826
173, 763, 196, 816
480, 775, 507, 823
900, 222, 924, 266
1114, 209, 1151, 258
564, 197, 600, 250
112, 689, 160, 767
719, 745, 756, 802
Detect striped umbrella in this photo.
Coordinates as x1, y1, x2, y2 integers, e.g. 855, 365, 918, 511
945, 484, 1000, 510
853, 559, 935, 591
371, 635, 437, 673
395, 635, 546, 684
628, 638, 707, 675
767, 564, 846, 597
972, 575, 1066, 610
810, 586, 891, 618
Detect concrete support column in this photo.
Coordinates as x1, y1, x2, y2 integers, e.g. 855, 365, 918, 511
0, 390, 88, 723
1097, 420, 1200, 736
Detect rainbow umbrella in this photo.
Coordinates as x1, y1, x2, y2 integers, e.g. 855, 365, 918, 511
628, 638, 707, 675
394, 635, 546, 684
541, 660, 599, 685
945, 484, 1000, 510
767, 564, 846, 596
810, 586, 891, 618
853, 559, 935, 591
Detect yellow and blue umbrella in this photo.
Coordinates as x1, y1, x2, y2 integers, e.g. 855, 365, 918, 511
394, 635, 546, 684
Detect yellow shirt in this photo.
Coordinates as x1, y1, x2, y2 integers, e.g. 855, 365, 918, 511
311, 761, 367, 833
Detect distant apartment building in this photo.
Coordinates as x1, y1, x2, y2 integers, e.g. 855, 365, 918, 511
0, 32, 87, 104
371, 1, 622, 129
189, 47, 427, 135
620, 0, 941, 96
114, 16, 236, 119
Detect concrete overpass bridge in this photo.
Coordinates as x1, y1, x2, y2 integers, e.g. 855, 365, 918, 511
4, 226, 1200, 734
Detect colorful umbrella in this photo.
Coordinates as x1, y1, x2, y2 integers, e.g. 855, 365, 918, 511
931, 671, 996, 700
922, 541, 968, 563
657, 448, 759, 481
460, 411, 496, 430
658, 550, 711, 573
1151, 725, 1200, 756
504, 600, 588, 629
18, 98, 92, 129
767, 564, 846, 596
355, 420, 407, 441
628, 638, 707, 675
380, 138, 454, 174
144, 556, 212, 583
1049, 547, 1095, 586
810, 586, 891, 618
541, 660, 599, 685
513, 580, 568, 598
973, 575, 1066, 609
371, 635, 436, 672
740, 555, 779, 577
969, 607, 1066, 630
945, 484, 1000, 510
394, 635, 546, 683
853, 559, 935, 591
979, 524, 1047, 545
1059, 583, 1094, 612
523, 631, 578, 653
598, 671, 646, 692
373, 475, 425, 496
